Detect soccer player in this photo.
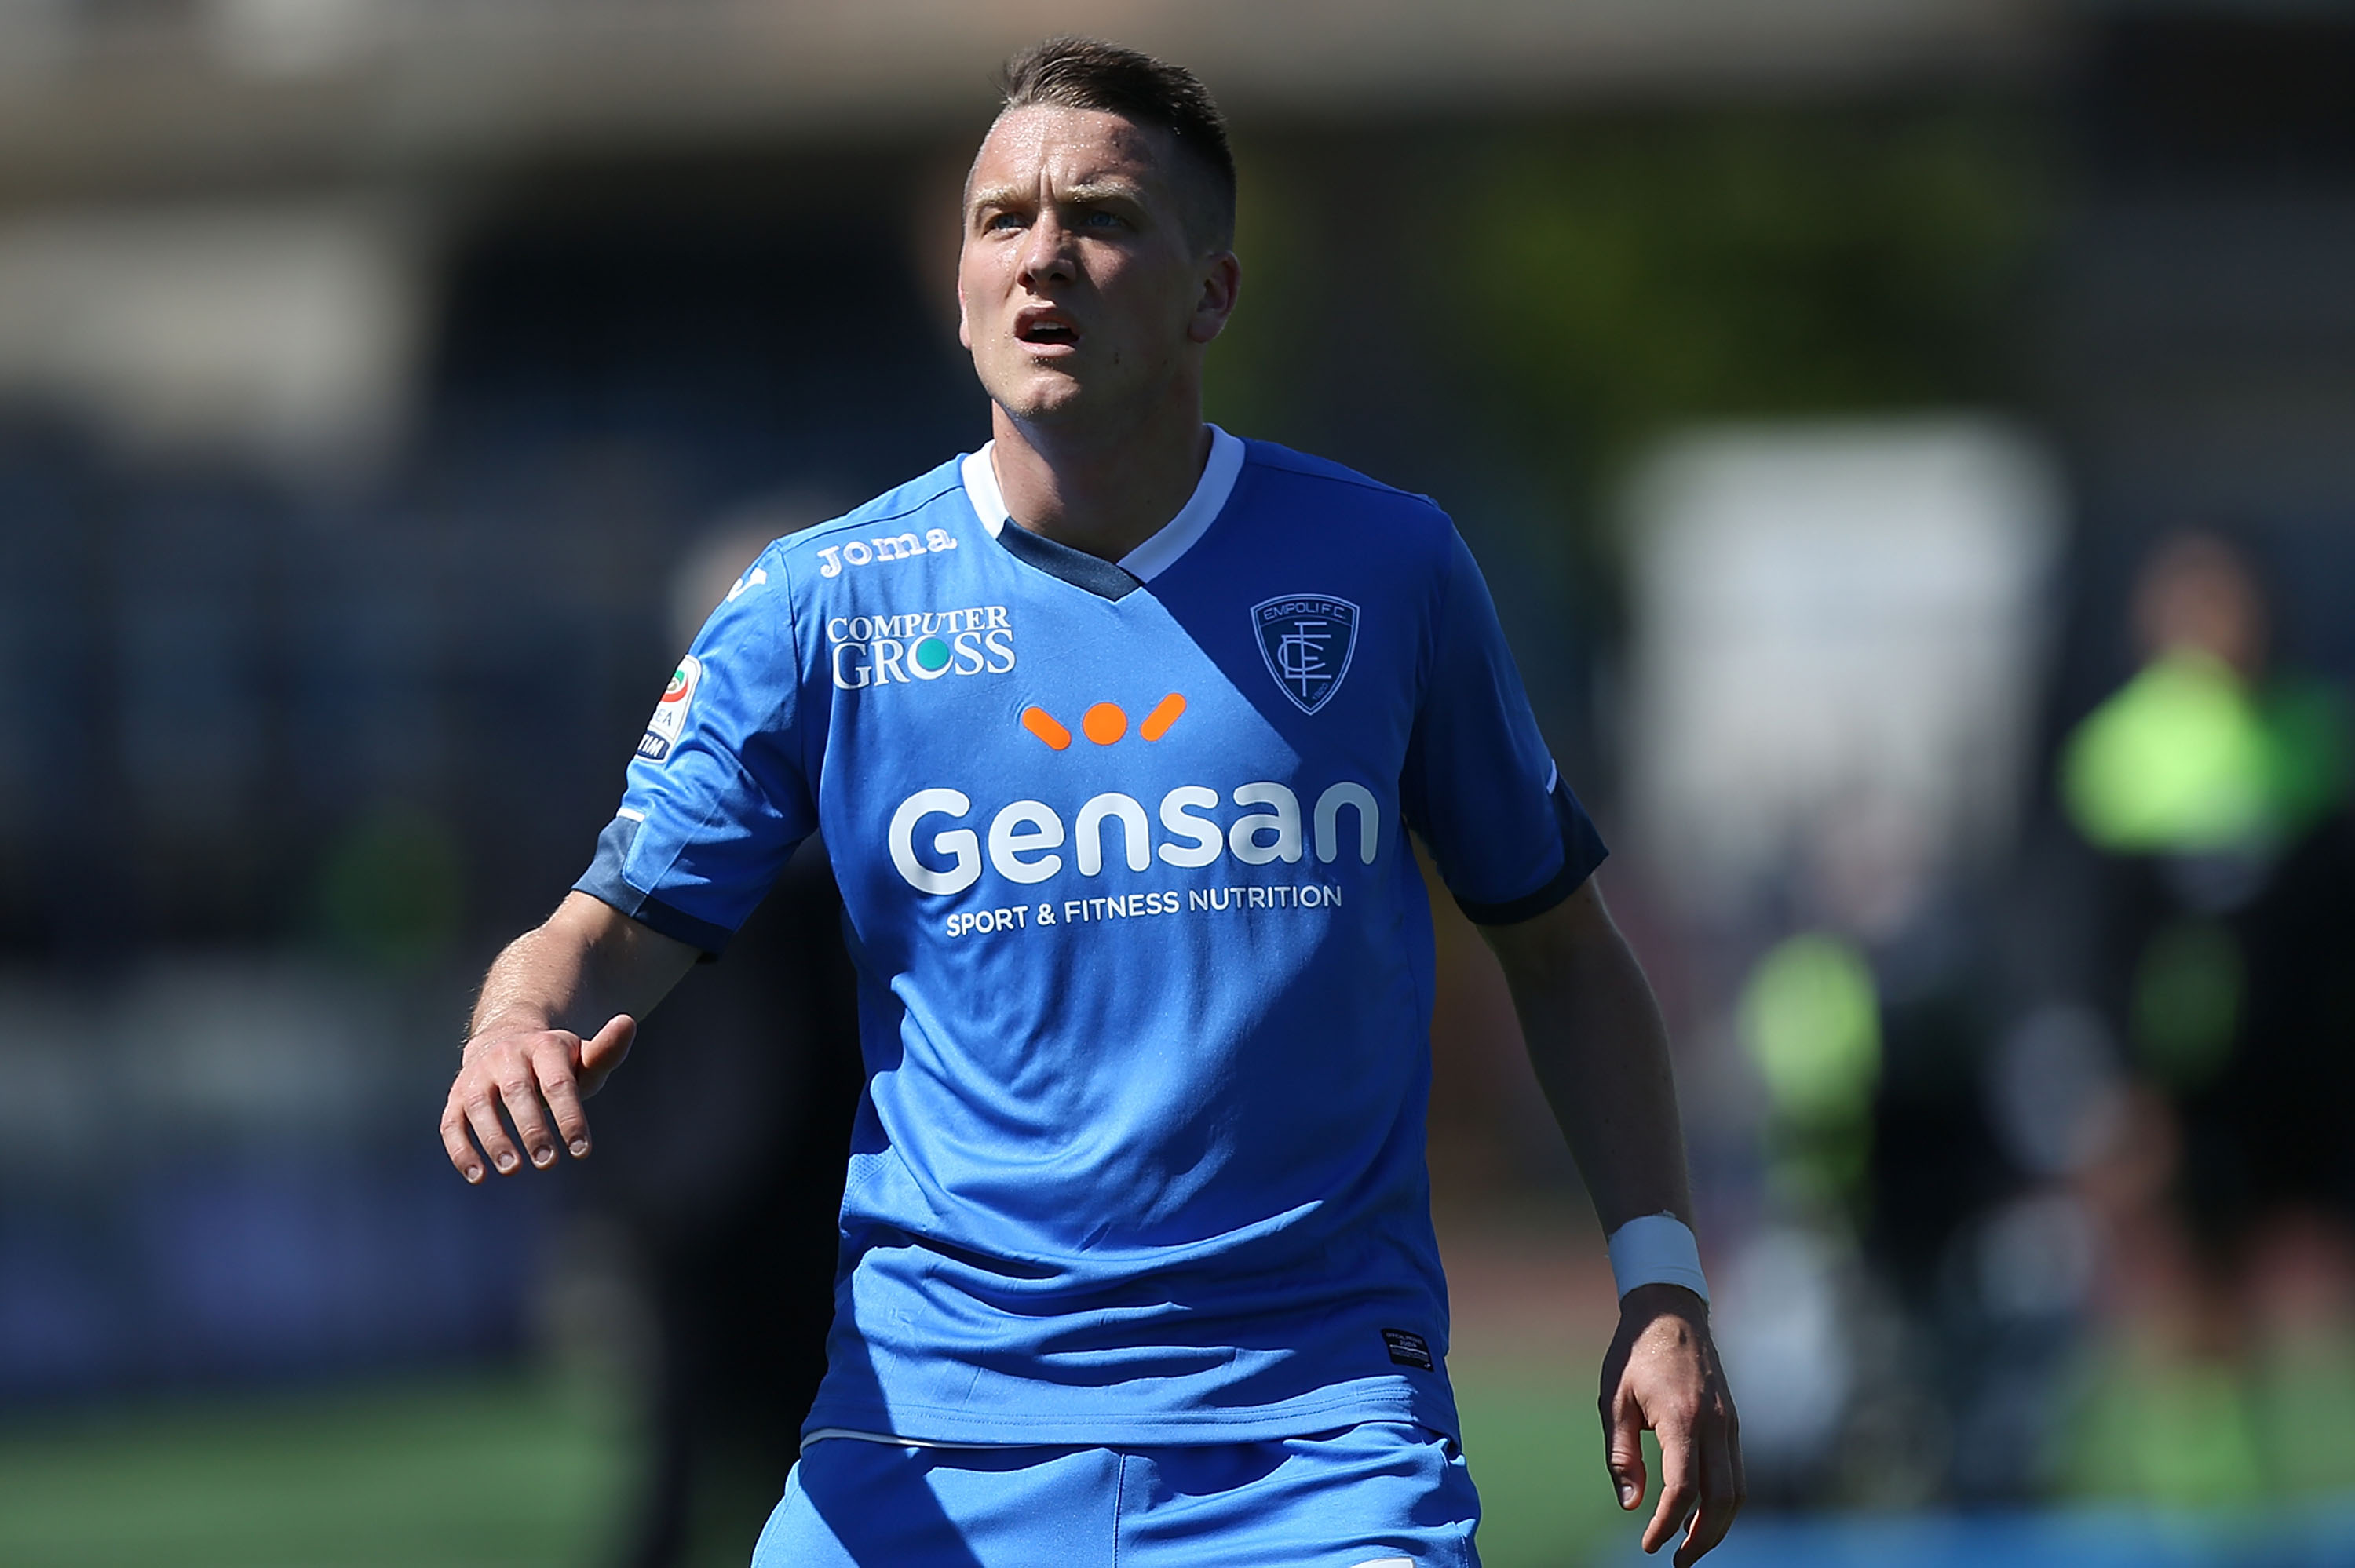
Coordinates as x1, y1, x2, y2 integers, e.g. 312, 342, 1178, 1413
441, 37, 1741, 1567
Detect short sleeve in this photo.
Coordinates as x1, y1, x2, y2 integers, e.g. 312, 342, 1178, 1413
1402, 529, 1607, 924
573, 543, 816, 954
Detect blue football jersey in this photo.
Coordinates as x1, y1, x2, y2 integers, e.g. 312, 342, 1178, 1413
578, 428, 1605, 1446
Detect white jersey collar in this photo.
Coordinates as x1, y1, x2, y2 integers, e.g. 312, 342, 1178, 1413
959, 425, 1245, 584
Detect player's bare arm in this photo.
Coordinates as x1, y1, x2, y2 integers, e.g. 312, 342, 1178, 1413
440, 891, 699, 1183
1483, 878, 1745, 1567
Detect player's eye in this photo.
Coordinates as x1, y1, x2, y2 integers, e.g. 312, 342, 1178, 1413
981, 210, 1027, 232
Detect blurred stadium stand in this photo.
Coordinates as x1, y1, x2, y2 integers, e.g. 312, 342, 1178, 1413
0, 0, 2046, 197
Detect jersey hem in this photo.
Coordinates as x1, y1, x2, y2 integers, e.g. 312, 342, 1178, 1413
801, 1380, 1459, 1450
801, 1428, 988, 1452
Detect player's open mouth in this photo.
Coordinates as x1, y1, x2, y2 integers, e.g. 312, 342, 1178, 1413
1015, 310, 1079, 348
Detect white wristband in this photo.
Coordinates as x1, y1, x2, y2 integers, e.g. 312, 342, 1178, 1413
1606, 1213, 1710, 1303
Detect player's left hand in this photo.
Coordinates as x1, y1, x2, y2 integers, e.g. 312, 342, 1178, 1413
1598, 1282, 1743, 1566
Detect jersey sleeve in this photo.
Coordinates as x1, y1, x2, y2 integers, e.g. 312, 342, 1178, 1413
573, 542, 816, 954
1402, 527, 1608, 924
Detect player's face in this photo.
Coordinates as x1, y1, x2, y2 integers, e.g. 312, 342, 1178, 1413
958, 105, 1234, 428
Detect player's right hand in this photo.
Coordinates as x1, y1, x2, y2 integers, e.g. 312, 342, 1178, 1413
440, 1013, 637, 1183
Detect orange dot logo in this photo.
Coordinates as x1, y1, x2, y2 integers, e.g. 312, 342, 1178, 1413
1020, 694, 1186, 749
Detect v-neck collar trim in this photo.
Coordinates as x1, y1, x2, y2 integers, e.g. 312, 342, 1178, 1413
959, 425, 1244, 598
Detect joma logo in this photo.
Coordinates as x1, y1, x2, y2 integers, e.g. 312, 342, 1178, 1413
817, 528, 958, 578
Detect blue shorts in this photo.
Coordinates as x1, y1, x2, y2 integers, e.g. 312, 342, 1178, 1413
753, 1422, 1481, 1568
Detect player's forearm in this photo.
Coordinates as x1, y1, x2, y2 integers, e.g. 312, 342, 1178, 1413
1529, 950, 1693, 1234
1483, 881, 1693, 1232
469, 890, 695, 1041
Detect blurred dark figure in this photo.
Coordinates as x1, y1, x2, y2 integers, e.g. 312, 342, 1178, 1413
2041, 530, 2355, 1501
582, 841, 864, 1568
2061, 531, 2355, 1255
1736, 811, 2023, 1505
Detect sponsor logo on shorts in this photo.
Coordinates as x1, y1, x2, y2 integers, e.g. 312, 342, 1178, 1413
1253, 595, 1360, 715
637, 655, 700, 761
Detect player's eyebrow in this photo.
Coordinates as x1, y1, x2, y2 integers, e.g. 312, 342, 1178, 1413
966, 182, 1026, 214
1056, 180, 1147, 206
967, 177, 1150, 216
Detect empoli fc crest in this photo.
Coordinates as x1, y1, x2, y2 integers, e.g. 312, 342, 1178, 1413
1251, 596, 1360, 716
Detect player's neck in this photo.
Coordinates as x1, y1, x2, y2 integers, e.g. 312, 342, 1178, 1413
989, 396, 1212, 565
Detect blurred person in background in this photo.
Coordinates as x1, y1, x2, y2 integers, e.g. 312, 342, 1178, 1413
438, 35, 1740, 1568
2056, 527, 2355, 1503
1730, 802, 2018, 1506
585, 840, 863, 1568
576, 522, 866, 1568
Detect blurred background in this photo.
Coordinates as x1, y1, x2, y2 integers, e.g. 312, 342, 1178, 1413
2, 1, 2353, 1564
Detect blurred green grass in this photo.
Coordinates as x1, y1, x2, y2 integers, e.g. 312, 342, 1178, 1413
19, 1328, 2341, 1567
0, 1370, 634, 1568
0, 1358, 1639, 1568
1457, 1357, 1650, 1568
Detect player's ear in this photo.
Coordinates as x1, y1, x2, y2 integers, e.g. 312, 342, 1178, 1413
957, 277, 973, 351
1188, 251, 1240, 345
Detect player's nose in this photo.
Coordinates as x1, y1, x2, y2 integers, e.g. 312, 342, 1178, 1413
1016, 211, 1076, 286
